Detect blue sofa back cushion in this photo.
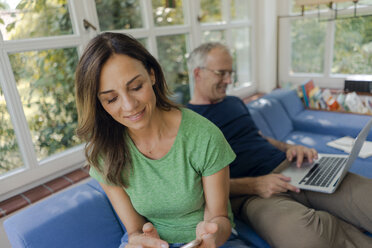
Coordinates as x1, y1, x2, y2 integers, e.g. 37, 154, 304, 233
4, 182, 124, 248
264, 89, 304, 119
248, 98, 293, 140
247, 107, 275, 138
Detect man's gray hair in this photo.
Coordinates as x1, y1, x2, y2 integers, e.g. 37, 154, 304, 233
187, 42, 231, 73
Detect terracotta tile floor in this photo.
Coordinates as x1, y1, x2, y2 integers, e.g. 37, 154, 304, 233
0, 167, 90, 218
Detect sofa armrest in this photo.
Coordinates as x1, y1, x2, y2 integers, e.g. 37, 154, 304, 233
3, 180, 124, 248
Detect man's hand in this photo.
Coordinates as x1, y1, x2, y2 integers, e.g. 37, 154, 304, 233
286, 145, 318, 167
126, 222, 168, 248
254, 174, 300, 198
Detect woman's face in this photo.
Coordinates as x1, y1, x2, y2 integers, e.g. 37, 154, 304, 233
98, 54, 157, 132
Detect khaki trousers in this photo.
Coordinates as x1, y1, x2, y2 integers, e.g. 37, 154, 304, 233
231, 161, 372, 248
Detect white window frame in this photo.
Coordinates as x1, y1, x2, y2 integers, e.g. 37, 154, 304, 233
0, 0, 96, 201
0, 0, 255, 201
278, 0, 372, 89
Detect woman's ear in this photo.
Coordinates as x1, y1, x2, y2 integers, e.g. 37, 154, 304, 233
150, 69, 156, 85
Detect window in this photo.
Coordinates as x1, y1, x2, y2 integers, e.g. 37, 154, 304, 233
333, 16, 372, 74
290, 18, 327, 74
279, 0, 372, 88
198, 0, 253, 91
0, 0, 254, 201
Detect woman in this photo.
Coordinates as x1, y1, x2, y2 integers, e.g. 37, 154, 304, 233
75, 32, 249, 248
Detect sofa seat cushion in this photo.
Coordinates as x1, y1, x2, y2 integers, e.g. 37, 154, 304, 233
283, 131, 345, 154
4, 182, 124, 248
292, 110, 372, 140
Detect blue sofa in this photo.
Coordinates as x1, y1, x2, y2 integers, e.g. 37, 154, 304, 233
247, 88, 372, 179
4, 88, 371, 248
3, 178, 268, 248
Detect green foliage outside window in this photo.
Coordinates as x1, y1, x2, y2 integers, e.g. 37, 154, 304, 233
290, 18, 327, 74
9, 48, 80, 161
1, 0, 80, 172
152, 0, 184, 26
157, 34, 189, 104
0, 88, 23, 175
4, 0, 72, 40
333, 16, 372, 74
200, 0, 222, 23
95, 0, 143, 31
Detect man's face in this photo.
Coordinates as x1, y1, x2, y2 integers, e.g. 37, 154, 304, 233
196, 47, 233, 104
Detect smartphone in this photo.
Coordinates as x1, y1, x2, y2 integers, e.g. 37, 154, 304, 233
180, 239, 202, 248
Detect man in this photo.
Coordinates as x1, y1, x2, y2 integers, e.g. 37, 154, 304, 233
186, 42, 372, 248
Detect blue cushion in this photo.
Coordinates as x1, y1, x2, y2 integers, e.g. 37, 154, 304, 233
264, 89, 304, 119
248, 98, 293, 140
234, 219, 270, 248
87, 178, 127, 233
348, 159, 372, 179
247, 107, 275, 138
4, 182, 124, 248
282, 131, 344, 154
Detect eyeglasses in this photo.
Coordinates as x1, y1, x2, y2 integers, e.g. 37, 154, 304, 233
200, 67, 235, 80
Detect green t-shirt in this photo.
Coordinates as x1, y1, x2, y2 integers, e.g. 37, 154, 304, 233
90, 108, 236, 243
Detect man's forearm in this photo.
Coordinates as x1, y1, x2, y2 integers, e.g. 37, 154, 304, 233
230, 177, 258, 196
266, 136, 292, 152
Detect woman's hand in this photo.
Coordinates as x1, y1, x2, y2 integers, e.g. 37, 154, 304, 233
195, 221, 219, 248
125, 222, 168, 248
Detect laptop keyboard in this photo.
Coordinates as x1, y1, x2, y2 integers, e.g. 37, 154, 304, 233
299, 157, 347, 187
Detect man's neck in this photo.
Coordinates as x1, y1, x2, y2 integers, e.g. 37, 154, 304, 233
189, 96, 224, 105
189, 91, 225, 105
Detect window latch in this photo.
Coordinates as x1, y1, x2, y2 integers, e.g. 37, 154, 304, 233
83, 19, 97, 31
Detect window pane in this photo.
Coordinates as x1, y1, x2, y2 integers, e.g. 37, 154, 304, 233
231, 0, 250, 21
332, 16, 372, 74
290, 18, 327, 74
202, 30, 226, 43
200, 0, 222, 23
156, 34, 189, 104
359, 0, 372, 5
232, 27, 251, 86
137, 38, 147, 48
8, 48, 81, 161
95, 0, 143, 31
0, 88, 23, 176
0, 0, 72, 40
152, 0, 184, 27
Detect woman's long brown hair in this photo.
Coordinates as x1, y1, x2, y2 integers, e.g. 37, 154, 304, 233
75, 32, 178, 187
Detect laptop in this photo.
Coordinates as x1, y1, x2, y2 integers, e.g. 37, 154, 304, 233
281, 118, 372, 194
